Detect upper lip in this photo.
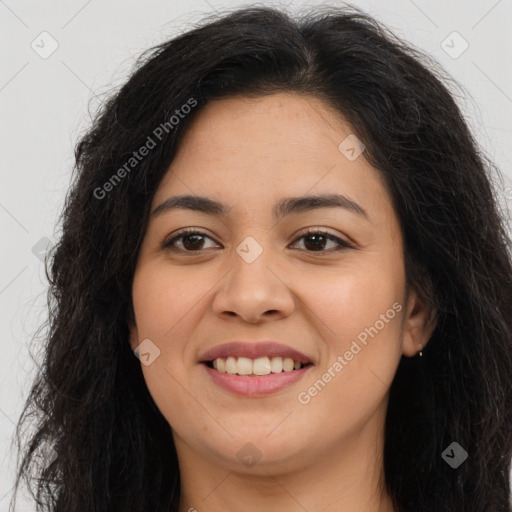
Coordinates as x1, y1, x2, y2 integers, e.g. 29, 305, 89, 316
199, 341, 313, 365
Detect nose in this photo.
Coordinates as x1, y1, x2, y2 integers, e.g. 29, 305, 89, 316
211, 241, 296, 324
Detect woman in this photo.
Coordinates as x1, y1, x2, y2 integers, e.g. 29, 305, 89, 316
11, 4, 512, 512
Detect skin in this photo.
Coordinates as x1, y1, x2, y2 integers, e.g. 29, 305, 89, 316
129, 92, 436, 512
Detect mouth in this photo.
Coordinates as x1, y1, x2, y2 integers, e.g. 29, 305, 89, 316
199, 341, 315, 397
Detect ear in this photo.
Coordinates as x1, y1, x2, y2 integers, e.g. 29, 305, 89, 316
127, 310, 139, 352
401, 288, 437, 357
128, 324, 139, 352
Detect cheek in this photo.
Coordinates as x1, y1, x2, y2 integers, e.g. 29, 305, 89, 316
309, 256, 404, 340
131, 265, 197, 433
303, 256, 404, 394
291, 276, 403, 448
131, 265, 195, 392
131, 262, 207, 341
131, 262, 218, 428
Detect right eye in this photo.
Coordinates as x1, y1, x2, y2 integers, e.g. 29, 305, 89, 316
163, 229, 219, 253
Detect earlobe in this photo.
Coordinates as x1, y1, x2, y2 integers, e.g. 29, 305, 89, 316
126, 309, 139, 350
128, 327, 138, 352
127, 311, 138, 352
401, 288, 437, 357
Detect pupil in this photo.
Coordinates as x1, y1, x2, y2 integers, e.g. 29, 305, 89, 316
305, 234, 326, 250
184, 234, 203, 250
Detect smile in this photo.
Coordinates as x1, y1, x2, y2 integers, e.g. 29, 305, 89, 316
203, 358, 313, 397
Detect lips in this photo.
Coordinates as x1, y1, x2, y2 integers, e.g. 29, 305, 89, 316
204, 363, 312, 396
199, 341, 314, 396
199, 341, 313, 365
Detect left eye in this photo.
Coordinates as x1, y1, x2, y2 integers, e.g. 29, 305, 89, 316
163, 229, 352, 254
291, 229, 352, 252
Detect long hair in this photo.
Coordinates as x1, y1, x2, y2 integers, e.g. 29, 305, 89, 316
11, 5, 512, 511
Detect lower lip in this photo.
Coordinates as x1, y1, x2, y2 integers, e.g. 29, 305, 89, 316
203, 364, 312, 397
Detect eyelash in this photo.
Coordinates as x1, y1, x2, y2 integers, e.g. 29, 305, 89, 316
163, 227, 354, 255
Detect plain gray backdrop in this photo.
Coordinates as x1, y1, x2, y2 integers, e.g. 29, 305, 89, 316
1, 0, 511, 509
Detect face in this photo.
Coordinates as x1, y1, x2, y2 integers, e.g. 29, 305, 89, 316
129, 92, 434, 475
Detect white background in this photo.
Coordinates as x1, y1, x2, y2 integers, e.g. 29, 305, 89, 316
1, 0, 511, 509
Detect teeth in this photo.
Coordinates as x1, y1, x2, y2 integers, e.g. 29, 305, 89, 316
237, 357, 253, 375
270, 356, 283, 373
283, 357, 294, 372
225, 356, 237, 374
253, 357, 271, 375
216, 357, 225, 373
211, 356, 305, 376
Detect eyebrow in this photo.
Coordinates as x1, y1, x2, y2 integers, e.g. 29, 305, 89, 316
151, 193, 368, 220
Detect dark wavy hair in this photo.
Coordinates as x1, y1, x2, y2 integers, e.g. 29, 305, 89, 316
11, 4, 512, 512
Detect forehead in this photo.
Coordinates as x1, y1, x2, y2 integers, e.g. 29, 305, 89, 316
173, 92, 357, 165
153, 93, 393, 226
